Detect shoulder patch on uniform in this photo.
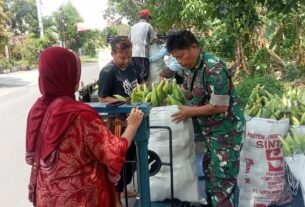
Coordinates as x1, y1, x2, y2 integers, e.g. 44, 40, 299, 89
207, 58, 217, 65
207, 61, 224, 74
215, 62, 224, 68
215, 73, 224, 87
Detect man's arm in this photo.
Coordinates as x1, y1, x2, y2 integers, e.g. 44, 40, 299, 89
149, 47, 167, 63
172, 67, 231, 123
168, 57, 184, 72
188, 104, 228, 117
171, 104, 228, 123
98, 96, 118, 103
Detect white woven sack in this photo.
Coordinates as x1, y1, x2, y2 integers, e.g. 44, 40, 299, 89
238, 116, 292, 206
285, 154, 305, 204
148, 105, 201, 202
286, 125, 305, 204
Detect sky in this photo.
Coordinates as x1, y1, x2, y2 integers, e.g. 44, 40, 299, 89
40, 0, 108, 29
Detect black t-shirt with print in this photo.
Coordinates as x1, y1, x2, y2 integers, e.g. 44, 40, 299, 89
98, 61, 142, 98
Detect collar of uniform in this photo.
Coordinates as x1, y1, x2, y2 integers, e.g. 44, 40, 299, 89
139, 19, 147, 23
192, 52, 204, 70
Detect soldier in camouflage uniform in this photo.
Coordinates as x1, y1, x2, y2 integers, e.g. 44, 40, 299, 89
167, 30, 245, 207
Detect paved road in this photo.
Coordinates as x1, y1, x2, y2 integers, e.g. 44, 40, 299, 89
0, 61, 103, 207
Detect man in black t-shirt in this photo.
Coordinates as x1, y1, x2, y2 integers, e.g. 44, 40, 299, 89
98, 38, 143, 102
98, 37, 143, 207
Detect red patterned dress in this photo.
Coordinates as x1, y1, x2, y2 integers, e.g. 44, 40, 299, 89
36, 112, 128, 207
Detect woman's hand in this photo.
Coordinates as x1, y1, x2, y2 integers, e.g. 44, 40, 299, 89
126, 107, 144, 130
121, 108, 144, 147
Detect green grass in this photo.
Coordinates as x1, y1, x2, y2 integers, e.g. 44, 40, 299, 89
80, 55, 98, 63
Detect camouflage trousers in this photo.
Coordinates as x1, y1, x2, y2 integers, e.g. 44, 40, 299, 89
202, 120, 244, 207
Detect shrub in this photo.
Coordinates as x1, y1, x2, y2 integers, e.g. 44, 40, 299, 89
247, 48, 274, 76
282, 64, 304, 82
0, 58, 12, 69
18, 34, 57, 68
197, 24, 236, 61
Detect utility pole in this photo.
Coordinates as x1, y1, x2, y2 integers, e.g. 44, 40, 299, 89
59, 8, 66, 48
36, 0, 44, 38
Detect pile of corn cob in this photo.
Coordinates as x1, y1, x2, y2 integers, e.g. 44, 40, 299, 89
114, 79, 187, 107
284, 86, 305, 125
279, 129, 305, 157
244, 84, 289, 120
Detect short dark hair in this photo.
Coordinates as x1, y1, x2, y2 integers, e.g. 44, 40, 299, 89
140, 16, 151, 20
166, 30, 199, 53
110, 36, 132, 53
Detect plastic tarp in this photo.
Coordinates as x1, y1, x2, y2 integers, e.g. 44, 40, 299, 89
146, 44, 166, 89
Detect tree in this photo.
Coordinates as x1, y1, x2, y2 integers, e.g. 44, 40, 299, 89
104, 0, 258, 73
146, 0, 213, 32
105, 0, 145, 25
203, 0, 264, 73
96, 0, 305, 78
265, 0, 305, 67
110, 24, 130, 35
78, 30, 106, 57
52, 1, 83, 50
0, 1, 9, 51
3, 0, 39, 36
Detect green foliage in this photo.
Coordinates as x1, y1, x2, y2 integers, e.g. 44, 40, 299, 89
110, 24, 130, 36
83, 40, 96, 57
43, 30, 58, 46
152, 1, 184, 31
282, 64, 305, 82
198, 22, 236, 61
147, 0, 208, 31
105, 27, 118, 36
105, 0, 144, 25
79, 30, 106, 57
0, 33, 56, 69
257, 0, 299, 14
263, 13, 296, 62
4, 0, 39, 36
53, 2, 83, 50
247, 48, 274, 75
262, 0, 305, 68
179, 0, 208, 30
278, 39, 295, 61
103, 0, 304, 75
80, 55, 98, 63
21, 36, 42, 66
264, 19, 279, 40
0, 1, 8, 49
268, 23, 284, 50
277, 20, 296, 61
10, 34, 56, 68
202, 0, 261, 34
235, 75, 283, 108
0, 58, 12, 69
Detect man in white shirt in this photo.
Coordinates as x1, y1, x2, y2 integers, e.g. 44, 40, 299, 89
129, 9, 157, 81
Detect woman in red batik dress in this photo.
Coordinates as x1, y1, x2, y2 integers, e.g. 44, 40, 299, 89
25, 47, 144, 207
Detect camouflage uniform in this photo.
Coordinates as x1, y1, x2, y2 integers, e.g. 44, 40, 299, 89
184, 52, 245, 207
